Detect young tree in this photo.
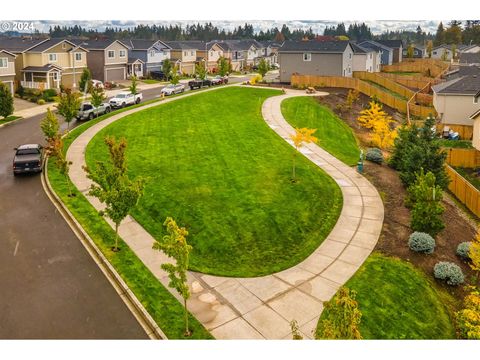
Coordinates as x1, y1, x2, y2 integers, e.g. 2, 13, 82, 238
345, 89, 359, 109
79, 68, 92, 93
170, 65, 180, 85
441, 48, 448, 61
90, 84, 106, 117
290, 128, 318, 182
51, 136, 74, 197
0, 81, 14, 119
358, 101, 397, 149
195, 63, 207, 80
162, 59, 172, 81
257, 58, 269, 77
455, 287, 480, 339
451, 44, 457, 60
469, 231, 480, 276
83, 136, 145, 252
290, 320, 303, 340
407, 169, 445, 236
152, 217, 192, 336
218, 56, 230, 76
316, 287, 362, 340
40, 108, 60, 143
55, 88, 81, 131
406, 44, 414, 59
129, 75, 138, 95
426, 40, 433, 58
390, 116, 449, 189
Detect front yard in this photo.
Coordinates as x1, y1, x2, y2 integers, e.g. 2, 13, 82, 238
0, 115, 21, 126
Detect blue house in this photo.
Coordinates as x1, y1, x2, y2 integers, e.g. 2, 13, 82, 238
124, 39, 171, 78
358, 40, 394, 65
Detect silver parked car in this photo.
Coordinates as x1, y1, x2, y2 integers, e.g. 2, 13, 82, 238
160, 83, 185, 96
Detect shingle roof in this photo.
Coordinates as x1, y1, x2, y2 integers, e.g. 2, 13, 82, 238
358, 40, 391, 53
351, 43, 371, 54
123, 39, 170, 50
165, 41, 206, 50
0, 37, 47, 52
432, 74, 480, 95
0, 49, 17, 57
22, 64, 62, 72
211, 39, 263, 51
279, 40, 351, 53
73, 39, 128, 50
376, 40, 404, 48
460, 53, 480, 64
26, 38, 72, 52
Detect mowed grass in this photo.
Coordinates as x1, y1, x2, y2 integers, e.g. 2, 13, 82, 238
86, 87, 343, 277
281, 96, 360, 166
317, 253, 456, 339
0, 115, 21, 126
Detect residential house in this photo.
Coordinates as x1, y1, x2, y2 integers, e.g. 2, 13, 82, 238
471, 108, 480, 150
205, 41, 226, 71
0, 37, 88, 90
212, 40, 264, 71
459, 53, 480, 66
351, 43, 380, 73
402, 45, 426, 59
431, 44, 467, 61
165, 41, 207, 75
0, 49, 17, 94
358, 40, 393, 65
258, 40, 282, 65
376, 40, 404, 63
459, 44, 480, 53
75, 39, 129, 83
123, 39, 171, 77
278, 40, 354, 83
432, 74, 480, 139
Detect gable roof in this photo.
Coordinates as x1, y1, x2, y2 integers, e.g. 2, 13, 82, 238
0, 37, 48, 53
74, 39, 128, 50
279, 40, 351, 53
210, 39, 263, 52
376, 40, 404, 48
26, 38, 88, 53
165, 41, 206, 51
471, 108, 480, 120
351, 43, 374, 54
124, 39, 170, 51
432, 74, 480, 95
358, 40, 392, 53
0, 49, 17, 58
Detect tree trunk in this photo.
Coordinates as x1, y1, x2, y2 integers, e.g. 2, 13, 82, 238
184, 298, 191, 336
114, 223, 119, 251
292, 153, 296, 182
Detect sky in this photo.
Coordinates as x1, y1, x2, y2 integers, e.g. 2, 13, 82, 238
4, 20, 444, 35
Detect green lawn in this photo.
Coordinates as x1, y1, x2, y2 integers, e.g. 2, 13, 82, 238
455, 167, 480, 191
0, 115, 21, 126
281, 96, 360, 166
86, 87, 343, 277
440, 139, 473, 149
364, 80, 409, 100
47, 98, 213, 339
142, 79, 166, 85
317, 253, 456, 339
387, 71, 423, 76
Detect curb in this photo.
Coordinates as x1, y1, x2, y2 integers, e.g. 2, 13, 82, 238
0, 116, 25, 129
41, 157, 167, 340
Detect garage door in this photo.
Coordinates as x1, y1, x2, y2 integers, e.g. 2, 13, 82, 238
105, 68, 125, 82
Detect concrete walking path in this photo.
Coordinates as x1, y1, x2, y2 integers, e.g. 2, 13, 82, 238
65, 86, 384, 339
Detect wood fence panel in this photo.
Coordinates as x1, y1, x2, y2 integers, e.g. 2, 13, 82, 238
444, 148, 480, 168
446, 165, 480, 218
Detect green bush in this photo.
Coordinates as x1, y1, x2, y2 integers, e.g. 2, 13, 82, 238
433, 262, 465, 286
365, 148, 384, 164
42, 88, 57, 102
456, 242, 472, 259
408, 232, 435, 254
37, 99, 46, 105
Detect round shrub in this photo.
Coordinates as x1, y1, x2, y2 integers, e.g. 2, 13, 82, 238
37, 99, 46, 105
456, 242, 471, 259
408, 232, 435, 254
434, 262, 465, 286
366, 148, 384, 164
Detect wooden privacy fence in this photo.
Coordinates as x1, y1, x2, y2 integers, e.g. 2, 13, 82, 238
381, 59, 450, 78
291, 74, 436, 118
438, 124, 474, 140
446, 165, 480, 218
378, 72, 443, 91
444, 148, 480, 168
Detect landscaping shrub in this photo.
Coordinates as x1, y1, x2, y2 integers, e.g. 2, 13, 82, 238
365, 148, 383, 164
433, 262, 465, 286
408, 232, 435, 254
42, 89, 57, 102
456, 288, 480, 339
457, 242, 472, 259
37, 99, 46, 105
16, 84, 25, 98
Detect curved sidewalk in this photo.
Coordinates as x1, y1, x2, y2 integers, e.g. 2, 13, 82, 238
65, 87, 384, 339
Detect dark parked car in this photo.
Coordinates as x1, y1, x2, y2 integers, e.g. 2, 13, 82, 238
210, 75, 229, 85
188, 78, 212, 90
13, 144, 44, 175
150, 71, 167, 81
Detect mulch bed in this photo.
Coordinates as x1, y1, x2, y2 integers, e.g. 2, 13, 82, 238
314, 89, 478, 302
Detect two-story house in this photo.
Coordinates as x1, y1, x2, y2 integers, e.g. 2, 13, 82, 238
0, 37, 88, 90
402, 45, 426, 59
358, 40, 394, 65
376, 40, 403, 63
212, 40, 263, 71
259, 41, 282, 65
205, 42, 225, 71
278, 40, 354, 83
124, 39, 171, 77
351, 43, 381, 73
165, 41, 207, 75
0, 49, 17, 94
75, 39, 129, 83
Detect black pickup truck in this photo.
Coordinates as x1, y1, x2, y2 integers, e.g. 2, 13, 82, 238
188, 78, 212, 90
13, 144, 44, 175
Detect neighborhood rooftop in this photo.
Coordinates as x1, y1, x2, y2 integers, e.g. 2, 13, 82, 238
279, 40, 351, 53
0, 37, 47, 52
432, 74, 480, 95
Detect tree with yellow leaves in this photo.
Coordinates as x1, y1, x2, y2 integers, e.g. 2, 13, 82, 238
290, 128, 318, 182
456, 286, 480, 339
470, 231, 480, 278
358, 101, 397, 149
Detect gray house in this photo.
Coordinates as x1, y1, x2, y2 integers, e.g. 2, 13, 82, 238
124, 39, 171, 77
402, 45, 426, 59
376, 40, 404, 62
278, 40, 354, 83
358, 40, 393, 65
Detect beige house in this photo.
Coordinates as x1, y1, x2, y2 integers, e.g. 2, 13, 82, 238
165, 41, 207, 75
352, 43, 380, 73
278, 40, 354, 83
432, 75, 480, 139
0, 37, 88, 90
0, 50, 17, 94
205, 42, 225, 71
472, 109, 480, 149
212, 40, 266, 71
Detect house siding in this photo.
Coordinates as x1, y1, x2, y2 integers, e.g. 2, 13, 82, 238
85, 50, 106, 81
279, 52, 346, 83
0, 52, 16, 77
105, 42, 129, 65
433, 93, 480, 126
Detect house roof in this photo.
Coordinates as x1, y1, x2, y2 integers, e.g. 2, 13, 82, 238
211, 39, 263, 52
460, 53, 480, 64
165, 41, 206, 50
22, 64, 63, 72
461, 44, 480, 52
74, 39, 128, 50
127, 57, 145, 64
432, 74, 480, 95
26, 38, 80, 52
279, 40, 351, 53
258, 40, 282, 48
358, 40, 392, 53
0, 37, 48, 53
124, 39, 170, 51
376, 40, 403, 48
471, 108, 480, 120
0, 49, 17, 58
351, 43, 373, 54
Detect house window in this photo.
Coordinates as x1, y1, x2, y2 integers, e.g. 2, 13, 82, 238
150, 50, 155, 57
119, 50, 126, 58
62, 43, 66, 49
0, 58, 7, 68
52, 72, 59, 80
475, 97, 479, 104
349, 53, 352, 59
75, 53, 82, 61
108, 50, 115, 59
210, 51, 213, 57
190, 51, 194, 56
163, 51, 168, 56
303, 53, 311, 61
48, 53, 57, 62
184, 51, 187, 56
433, 51, 437, 55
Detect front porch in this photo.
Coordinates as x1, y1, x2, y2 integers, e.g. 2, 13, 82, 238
20, 65, 62, 90
127, 58, 145, 79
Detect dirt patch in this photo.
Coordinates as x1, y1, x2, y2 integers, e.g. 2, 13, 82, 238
316, 89, 478, 302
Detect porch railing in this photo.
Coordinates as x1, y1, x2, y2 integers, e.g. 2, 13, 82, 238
20, 81, 50, 90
